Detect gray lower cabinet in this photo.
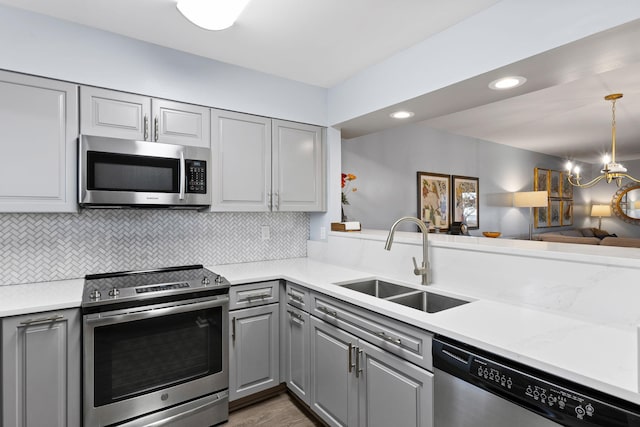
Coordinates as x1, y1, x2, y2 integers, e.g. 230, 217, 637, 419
1, 308, 81, 427
309, 308, 434, 427
284, 306, 311, 404
229, 302, 280, 401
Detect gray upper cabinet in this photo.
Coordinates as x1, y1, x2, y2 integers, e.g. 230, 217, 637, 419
80, 87, 210, 147
272, 120, 325, 211
0, 71, 78, 212
2, 308, 81, 427
151, 99, 210, 148
211, 109, 272, 211
80, 86, 150, 141
211, 111, 326, 212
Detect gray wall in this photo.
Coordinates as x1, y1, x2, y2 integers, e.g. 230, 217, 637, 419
341, 122, 591, 238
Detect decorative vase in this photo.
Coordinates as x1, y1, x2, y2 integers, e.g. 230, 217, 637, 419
341, 206, 347, 222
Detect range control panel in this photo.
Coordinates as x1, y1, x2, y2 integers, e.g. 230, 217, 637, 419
186, 160, 207, 194
434, 338, 640, 427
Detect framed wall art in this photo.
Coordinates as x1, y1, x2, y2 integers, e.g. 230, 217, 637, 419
452, 175, 479, 229
549, 170, 561, 198
561, 172, 573, 199
534, 168, 549, 192
417, 171, 450, 231
561, 200, 573, 226
534, 202, 549, 228
549, 200, 562, 227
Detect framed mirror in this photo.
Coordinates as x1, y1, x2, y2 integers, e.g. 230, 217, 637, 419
612, 183, 640, 225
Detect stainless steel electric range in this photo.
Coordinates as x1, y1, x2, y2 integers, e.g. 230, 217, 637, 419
81, 265, 230, 427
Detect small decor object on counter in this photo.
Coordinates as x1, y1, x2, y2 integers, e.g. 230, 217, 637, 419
482, 231, 501, 238
331, 221, 361, 232
417, 171, 450, 232
341, 172, 358, 221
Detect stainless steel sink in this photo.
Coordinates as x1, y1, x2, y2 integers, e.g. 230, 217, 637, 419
338, 279, 416, 298
387, 291, 469, 313
336, 279, 469, 313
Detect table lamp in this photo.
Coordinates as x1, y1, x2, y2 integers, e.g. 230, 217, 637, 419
590, 204, 611, 230
514, 191, 548, 240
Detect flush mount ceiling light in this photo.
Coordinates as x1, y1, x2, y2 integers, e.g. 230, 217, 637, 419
565, 93, 640, 188
488, 76, 527, 90
176, 0, 251, 31
390, 111, 415, 119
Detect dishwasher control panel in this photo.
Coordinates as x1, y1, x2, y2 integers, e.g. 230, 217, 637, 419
434, 338, 640, 427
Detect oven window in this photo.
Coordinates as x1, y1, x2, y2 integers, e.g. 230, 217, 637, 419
93, 306, 223, 406
87, 151, 179, 193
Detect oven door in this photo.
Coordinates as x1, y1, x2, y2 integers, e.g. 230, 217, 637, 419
83, 296, 228, 427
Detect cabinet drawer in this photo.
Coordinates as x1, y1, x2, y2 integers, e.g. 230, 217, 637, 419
229, 281, 280, 310
311, 292, 433, 370
285, 282, 310, 312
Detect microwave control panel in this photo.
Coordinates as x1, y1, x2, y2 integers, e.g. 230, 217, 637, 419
186, 160, 207, 194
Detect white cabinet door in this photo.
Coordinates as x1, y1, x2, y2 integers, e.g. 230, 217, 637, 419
210, 109, 271, 211
229, 303, 280, 401
0, 71, 78, 212
310, 316, 358, 427
357, 339, 433, 427
272, 120, 325, 211
285, 306, 310, 405
152, 99, 210, 148
2, 308, 81, 427
80, 86, 151, 140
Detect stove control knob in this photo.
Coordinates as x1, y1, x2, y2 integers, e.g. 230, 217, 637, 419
215, 275, 224, 284
108, 287, 120, 297
202, 277, 211, 286
89, 289, 102, 300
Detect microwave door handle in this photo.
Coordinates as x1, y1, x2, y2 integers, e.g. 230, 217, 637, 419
179, 151, 186, 200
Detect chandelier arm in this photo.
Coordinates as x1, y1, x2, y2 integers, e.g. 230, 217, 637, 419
566, 174, 605, 188
621, 174, 640, 184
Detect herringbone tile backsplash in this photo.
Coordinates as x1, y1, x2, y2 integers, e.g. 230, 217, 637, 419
0, 210, 309, 285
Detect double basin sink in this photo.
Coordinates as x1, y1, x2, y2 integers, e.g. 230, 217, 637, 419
335, 279, 469, 313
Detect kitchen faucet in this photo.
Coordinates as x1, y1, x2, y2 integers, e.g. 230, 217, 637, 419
384, 216, 430, 285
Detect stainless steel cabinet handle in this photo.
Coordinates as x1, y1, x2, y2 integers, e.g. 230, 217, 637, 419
376, 331, 402, 345
355, 347, 363, 378
245, 293, 270, 301
143, 115, 149, 140
287, 309, 303, 321
348, 343, 356, 373
154, 115, 159, 141
287, 293, 303, 303
20, 314, 64, 326
232, 317, 236, 343
317, 305, 337, 318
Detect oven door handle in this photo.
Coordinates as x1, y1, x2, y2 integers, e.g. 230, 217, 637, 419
85, 296, 229, 326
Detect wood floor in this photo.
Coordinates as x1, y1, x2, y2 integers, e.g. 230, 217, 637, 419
225, 393, 320, 427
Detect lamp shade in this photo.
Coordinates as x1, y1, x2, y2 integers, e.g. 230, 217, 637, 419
635, 200, 640, 209
591, 204, 611, 217
513, 191, 548, 208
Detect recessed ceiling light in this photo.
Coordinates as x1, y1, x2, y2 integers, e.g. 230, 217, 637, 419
390, 111, 415, 119
488, 76, 527, 90
177, 0, 251, 31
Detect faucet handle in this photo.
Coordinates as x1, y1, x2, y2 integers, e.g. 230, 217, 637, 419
411, 257, 422, 274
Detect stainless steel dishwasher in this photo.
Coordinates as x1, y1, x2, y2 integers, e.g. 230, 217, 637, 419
433, 337, 640, 427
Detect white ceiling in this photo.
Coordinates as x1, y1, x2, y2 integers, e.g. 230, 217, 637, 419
0, 0, 499, 88
3, 0, 640, 164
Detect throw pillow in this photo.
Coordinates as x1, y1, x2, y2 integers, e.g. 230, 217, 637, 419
592, 228, 611, 239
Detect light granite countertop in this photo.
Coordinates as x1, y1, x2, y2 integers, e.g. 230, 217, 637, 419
0, 256, 638, 407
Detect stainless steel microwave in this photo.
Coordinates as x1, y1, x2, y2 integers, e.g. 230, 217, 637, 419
79, 135, 211, 209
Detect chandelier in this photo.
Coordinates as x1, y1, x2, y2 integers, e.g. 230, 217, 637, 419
565, 93, 640, 188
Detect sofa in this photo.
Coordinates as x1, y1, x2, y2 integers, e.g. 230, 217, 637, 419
535, 228, 640, 248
